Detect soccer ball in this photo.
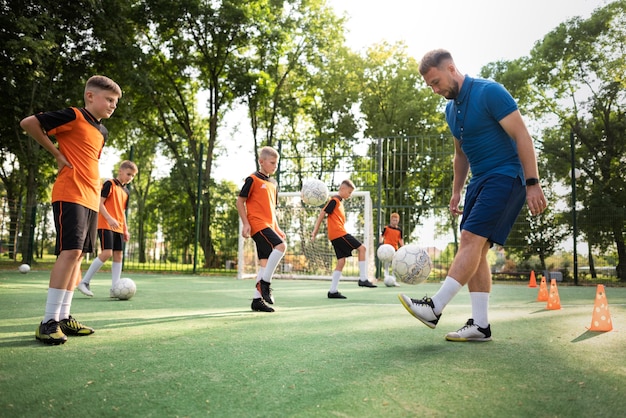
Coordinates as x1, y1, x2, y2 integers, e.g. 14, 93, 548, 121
377, 244, 396, 263
113, 278, 137, 300
18, 264, 30, 274
383, 275, 398, 287
301, 179, 329, 206
391, 244, 432, 285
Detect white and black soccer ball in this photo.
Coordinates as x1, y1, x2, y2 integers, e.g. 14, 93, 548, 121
18, 264, 30, 274
113, 278, 137, 300
301, 179, 329, 206
391, 244, 432, 285
377, 244, 396, 263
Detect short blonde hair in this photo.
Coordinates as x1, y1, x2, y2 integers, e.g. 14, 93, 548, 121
341, 179, 356, 190
119, 160, 138, 173
85, 75, 122, 98
390, 212, 400, 220
259, 146, 280, 160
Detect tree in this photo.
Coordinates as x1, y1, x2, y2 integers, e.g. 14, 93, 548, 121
1, 0, 108, 262
482, 1, 626, 280
358, 41, 450, 236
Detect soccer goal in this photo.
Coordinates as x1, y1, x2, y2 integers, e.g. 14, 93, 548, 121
237, 191, 375, 280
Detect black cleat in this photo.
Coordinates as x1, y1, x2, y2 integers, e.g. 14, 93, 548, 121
251, 298, 275, 312
59, 315, 95, 336
35, 319, 67, 345
327, 291, 347, 299
257, 280, 274, 304
358, 280, 377, 288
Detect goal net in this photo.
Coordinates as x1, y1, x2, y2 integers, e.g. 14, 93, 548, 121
238, 191, 375, 280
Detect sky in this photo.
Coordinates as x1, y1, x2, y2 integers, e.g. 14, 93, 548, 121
329, 0, 609, 76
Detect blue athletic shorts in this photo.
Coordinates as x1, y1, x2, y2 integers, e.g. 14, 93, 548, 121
460, 174, 526, 246
252, 227, 284, 260
331, 234, 362, 259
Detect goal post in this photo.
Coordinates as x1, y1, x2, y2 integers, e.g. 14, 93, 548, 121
237, 191, 375, 281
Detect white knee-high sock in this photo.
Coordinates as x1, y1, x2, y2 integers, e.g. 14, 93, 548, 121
59, 290, 74, 320
431, 276, 463, 315
254, 267, 265, 298
471, 292, 490, 328
111, 262, 122, 289
43, 288, 66, 323
330, 270, 342, 293
82, 258, 104, 284
358, 261, 367, 281
262, 249, 284, 283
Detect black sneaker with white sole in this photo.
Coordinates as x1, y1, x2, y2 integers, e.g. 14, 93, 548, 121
445, 319, 492, 342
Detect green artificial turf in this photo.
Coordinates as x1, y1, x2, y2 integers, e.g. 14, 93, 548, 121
0, 270, 624, 417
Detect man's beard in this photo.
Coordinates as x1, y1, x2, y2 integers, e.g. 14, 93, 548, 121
444, 79, 460, 100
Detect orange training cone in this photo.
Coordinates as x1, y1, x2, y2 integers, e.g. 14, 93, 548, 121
536, 275, 548, 301
528, 270, 537, 288
588, 284, 613, 332
546, 279, 561, 310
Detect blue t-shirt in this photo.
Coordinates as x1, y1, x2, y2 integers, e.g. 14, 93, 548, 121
445, 76, 523, 181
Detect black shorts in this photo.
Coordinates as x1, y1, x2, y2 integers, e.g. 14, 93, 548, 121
98, 229, 124, 251
331, 234, 362, 259
52, 201, 98, 255
252, 228, 284, 260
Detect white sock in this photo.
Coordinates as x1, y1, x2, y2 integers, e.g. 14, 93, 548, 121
82, 258, 104, 284
254, 267, 265, 299
471, 292, 490, 328
262, 249, 285, 283
358, 261, 367, 281
59, 290, 74, 320
43, 288, 66, 323
329, 270, 341, 293
111, 262, 122, 289
431, 276, 463, 315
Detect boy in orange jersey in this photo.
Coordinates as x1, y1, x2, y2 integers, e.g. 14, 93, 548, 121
379, 212, 405, 284
379, 212, 404, 250
311, 179, 377, 299
20, 75, 122, 344
236, 146, 286, 313
78, 160, 138, 298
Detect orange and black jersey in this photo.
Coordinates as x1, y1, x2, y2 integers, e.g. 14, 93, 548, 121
35, 107, 107, 212
323, 195, 347, 241
239, 171, 278, 236
97, 179, 129, 233
381, 225, 403, 250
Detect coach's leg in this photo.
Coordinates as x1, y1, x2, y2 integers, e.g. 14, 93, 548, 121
430, 230, 487, 314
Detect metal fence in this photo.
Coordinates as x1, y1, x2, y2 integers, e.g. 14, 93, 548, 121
2, 135, 621, 282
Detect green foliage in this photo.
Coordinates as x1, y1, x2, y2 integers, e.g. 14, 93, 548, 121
482, 1, 626, 280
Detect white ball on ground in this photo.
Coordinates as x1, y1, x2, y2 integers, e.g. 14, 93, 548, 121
383, 275, 398, 287
113, 278, 137, 300
19, 264, 30, 274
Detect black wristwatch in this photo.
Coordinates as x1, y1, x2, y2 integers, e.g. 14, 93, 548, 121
526, 178, 539, 186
